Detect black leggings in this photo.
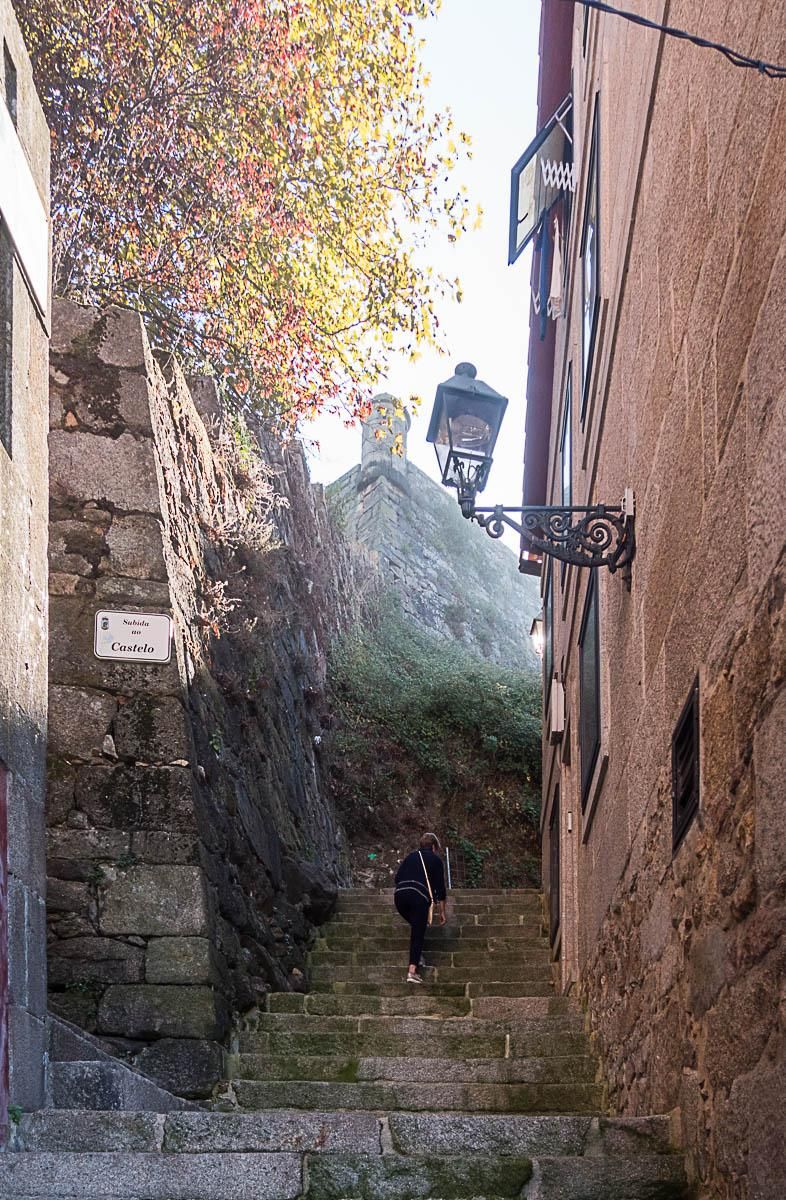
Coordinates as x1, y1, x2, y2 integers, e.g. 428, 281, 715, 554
394, 890, 430, 968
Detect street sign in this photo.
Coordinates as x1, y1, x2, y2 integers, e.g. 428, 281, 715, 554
94, 610, 173, 664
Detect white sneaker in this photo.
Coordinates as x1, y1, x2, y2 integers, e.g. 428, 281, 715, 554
406, 972, 423, 984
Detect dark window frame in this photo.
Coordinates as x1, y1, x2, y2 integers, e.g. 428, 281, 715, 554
559, 368, 573, 589
580, 95, 601, 425
672, 678, 700, 852
578, 571, 601, 809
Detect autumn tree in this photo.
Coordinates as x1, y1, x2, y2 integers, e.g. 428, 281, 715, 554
16, 0, 468, 420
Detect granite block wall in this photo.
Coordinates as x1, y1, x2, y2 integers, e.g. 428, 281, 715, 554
46, 301, 379, 1097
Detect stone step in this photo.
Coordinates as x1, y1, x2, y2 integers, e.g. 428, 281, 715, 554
309, 948, 553, 968
318, 933, 549, 951
310, 963, 554, 984
265, 992, 572, 1019
0, 1151, 302, 1199
232, 1053, 598, 1084
247, 1012, 584, 1038
302, 1153, 536, 1198
340, 888, 542, 897
303, 1152, 688, 1199
12, 1108, 673, 1158
232, 1078, 605, 1114
309, 979, 557, 997
323, 918, 546, 936
240, 1026, 590, 1062
333, 902, 543, 918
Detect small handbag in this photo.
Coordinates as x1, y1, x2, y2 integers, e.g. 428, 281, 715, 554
418, 850, 435, 926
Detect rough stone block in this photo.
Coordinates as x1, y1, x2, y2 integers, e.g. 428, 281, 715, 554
135, 1038, 225, 1100
49, 686, 117, 758
8, 1007, 46, 1111
146, 937, 213, 984
99, 865, 208, 937
50, 430, 160, 512
106, 515, 166, 581
75, 763, 195, 831
164, 1108, 380, 1153
15, 1110, 165, 1153
0, 1151, 303, 1198
113, 695, 191, 763
97, 984, 227, 1040
48, 937, 145, 986
303, 1153, 533, 1199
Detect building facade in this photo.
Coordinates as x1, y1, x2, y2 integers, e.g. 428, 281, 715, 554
522, 2, 786, 1197
0, 0, 51, 1130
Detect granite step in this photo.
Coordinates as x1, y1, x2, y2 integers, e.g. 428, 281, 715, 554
242, 1028, 591, 1060
246, 1011, 584, 1039
317, 933, 550, 950
308, 948, 553, 968
232, 1078, 605, 1113
309, 962, 554, 984
309, 979, 557, 996
231, 1052, 598, 1084
264, 992, 572, 1018
303, 1151, 688, 1199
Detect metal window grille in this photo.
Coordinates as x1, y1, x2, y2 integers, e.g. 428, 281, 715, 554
672, 679, 700, 851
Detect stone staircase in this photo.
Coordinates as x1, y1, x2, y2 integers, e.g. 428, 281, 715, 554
1, 888, 690, 1198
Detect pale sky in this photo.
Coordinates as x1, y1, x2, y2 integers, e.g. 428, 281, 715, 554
305, 0, 542, 548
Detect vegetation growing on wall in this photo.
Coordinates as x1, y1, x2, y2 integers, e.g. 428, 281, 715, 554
327, 599, 542, 887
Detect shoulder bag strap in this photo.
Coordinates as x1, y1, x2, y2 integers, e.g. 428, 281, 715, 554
418, 852, 434, 904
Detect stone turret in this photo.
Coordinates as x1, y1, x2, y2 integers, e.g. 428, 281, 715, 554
358, 393, 411, 495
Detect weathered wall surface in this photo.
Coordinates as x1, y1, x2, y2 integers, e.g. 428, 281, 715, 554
46, 301, 377, 1096
539, 3, 786, 1197
328, 395, 539, 670
0, 0, 51, 1120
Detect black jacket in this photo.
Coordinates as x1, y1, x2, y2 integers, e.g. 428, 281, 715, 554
394, 848, 447, 904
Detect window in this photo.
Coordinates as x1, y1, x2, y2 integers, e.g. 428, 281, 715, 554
672, 679, 700, 851
0, 221, 12, 456
3, 43, 16, 127
582, 7, 591, 55
579, 572, 601, 808
549, 789, 560, 947
580, 97, 601, 422
544, 559, 556, 700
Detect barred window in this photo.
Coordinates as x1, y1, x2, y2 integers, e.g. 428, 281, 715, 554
672, 679, 700, 850
549, 790, 560, 946
580, 96, 601, 422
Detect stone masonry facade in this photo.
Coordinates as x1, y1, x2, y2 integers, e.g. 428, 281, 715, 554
534, 3, 786, 1197
0, 0, 50, 1125
327, 394, 539, 669
46, 301, 379, 1097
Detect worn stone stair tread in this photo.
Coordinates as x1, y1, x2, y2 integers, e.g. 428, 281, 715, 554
232, 1078, 604, 1113
265, 993, 571, 1018
0, 1151, 303, 1199
232, 1053, 598, 1084
301, 1152, 535, 1199
309, 950, 553, 968
309, 980, 558, 997
249, 1012, 582, 1036
241, 1031, 590, 1060
385, 1113, 675, 1156
310, 966, 554, 985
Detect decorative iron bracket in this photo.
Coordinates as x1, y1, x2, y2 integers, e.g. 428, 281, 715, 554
466, 489, 636, 576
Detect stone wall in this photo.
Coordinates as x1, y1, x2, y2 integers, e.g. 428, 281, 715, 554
46, 301, 378, 1097
327, 394, 539, 669
538, 3, 786, 1196
0, 0, 51, 1122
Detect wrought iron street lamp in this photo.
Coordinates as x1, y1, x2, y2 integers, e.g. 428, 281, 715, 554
427, 362, 636, 577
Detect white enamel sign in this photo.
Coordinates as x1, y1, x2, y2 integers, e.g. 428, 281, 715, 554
94, 611, 173, 664
0, 100, 49, 324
